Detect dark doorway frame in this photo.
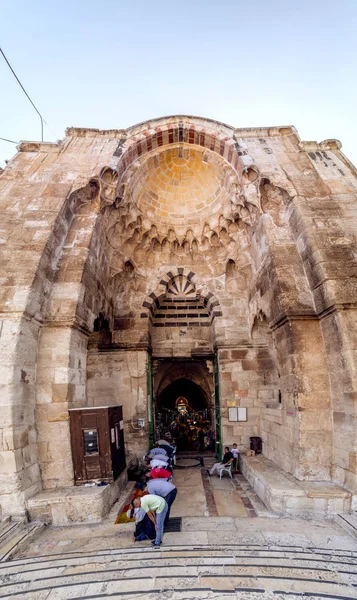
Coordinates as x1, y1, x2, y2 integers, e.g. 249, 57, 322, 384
148, 355, 221, 456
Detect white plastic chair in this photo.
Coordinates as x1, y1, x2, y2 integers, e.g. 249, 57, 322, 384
219, 462, 233, 479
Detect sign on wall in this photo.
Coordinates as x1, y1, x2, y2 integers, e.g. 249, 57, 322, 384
228, 407, 247, 422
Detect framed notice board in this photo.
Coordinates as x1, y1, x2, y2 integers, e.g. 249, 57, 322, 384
228, 407, 247, 422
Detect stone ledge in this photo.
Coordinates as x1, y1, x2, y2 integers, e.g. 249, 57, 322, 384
240, 454, 351, 520
17, 141, 60, 153
26, 470, 127, 525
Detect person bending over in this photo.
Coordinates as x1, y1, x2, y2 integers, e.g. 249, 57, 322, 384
207, 446, 234, 476
133, 494, 168, 547
157, 440, 175, 458
127, 506, 155, 542
146, 478, 177, 525
150, 456, 169, 469
148, 446, 168, 459
146, 466, 172, 480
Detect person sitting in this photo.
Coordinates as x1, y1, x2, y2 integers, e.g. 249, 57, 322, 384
133, 494, 168, 547
145, 478, 177, 525
231, 443, 239, 470
207, 446, 234, 476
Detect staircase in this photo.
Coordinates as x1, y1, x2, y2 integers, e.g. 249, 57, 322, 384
1, 541, 357, 598
0, 516, 44, 563
336, 512, 357, 541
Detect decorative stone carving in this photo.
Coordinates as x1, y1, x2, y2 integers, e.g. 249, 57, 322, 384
260, 179, 291, 227
69, 178, 100, 206
99, 167, 118, 209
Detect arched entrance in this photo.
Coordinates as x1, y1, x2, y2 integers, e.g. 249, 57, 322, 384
153, 360, 216, 453
1, 115, 352, 521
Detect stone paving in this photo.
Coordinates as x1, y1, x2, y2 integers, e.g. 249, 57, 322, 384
5, 465, 356, 599
16, 462, 357, 559
169, 455, 257, 519
170, 459, 255, 519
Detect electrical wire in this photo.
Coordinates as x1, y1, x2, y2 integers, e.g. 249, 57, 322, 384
0, 47, 57, 142
0, 137, 18, 144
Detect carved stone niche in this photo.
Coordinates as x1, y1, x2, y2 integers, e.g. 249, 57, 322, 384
88, 312, 112, 349
225, 259, 247, 293
259, 178, 290, 227
69, 179, 100, 208
99, 167, 119, 209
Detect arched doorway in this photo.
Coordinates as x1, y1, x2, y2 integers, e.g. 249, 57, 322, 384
153, 360, 216, 453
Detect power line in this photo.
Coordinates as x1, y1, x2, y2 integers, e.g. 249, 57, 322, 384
0, 136, 18, 144
0, 47, 57, 142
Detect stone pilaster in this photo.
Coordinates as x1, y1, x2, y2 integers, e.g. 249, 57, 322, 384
274, 318, 333, 480
35, 325, 88, 489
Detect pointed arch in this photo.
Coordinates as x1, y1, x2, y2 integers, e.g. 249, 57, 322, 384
115, 116, 248, 187
141, 267, 222, 320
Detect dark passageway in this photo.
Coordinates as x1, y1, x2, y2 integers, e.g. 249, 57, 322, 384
157, 378, 208, 412
155, 377, 214, 452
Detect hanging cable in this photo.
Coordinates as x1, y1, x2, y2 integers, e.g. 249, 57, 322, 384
0, 47, 57, 142
0, 136, 18, 144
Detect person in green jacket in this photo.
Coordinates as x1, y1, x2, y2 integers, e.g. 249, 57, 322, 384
133, 494, 168, 547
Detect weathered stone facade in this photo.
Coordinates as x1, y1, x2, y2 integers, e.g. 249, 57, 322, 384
1, 115, 357, 517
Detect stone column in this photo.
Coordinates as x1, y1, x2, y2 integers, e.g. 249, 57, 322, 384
35, 325, 88, 489
274, 319, 333, 480
251, 188, 333, 480
320, 309, 357, 496
0, 316, 42, 515
288, 192, 357, 494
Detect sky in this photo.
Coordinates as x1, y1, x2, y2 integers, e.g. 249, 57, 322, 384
1, 0, 356, 167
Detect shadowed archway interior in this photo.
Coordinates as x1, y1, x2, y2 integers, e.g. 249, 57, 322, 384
157, 378, 208, 412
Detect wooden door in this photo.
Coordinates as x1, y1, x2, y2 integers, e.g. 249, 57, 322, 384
108, 406, 126, 480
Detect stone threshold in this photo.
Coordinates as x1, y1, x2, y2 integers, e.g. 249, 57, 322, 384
26, 470, 128, 526
240, 454, 351, 519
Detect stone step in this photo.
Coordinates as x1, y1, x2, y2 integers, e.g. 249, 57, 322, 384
0, 516, 11, 530
241, 454, 352, 519
8, 543, 357, 571
2, 552, 357, 578
335, 512, 357, 540
1, 562, 357, 584
0, 521, 44, 562
1, 545, 357, 599
0, 520, 26, 560
0, 518, 25, 548
1, 573, 357, 599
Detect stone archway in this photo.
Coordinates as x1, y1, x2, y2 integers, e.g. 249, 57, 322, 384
153, 359, 215, 452
2, 117, 356, 518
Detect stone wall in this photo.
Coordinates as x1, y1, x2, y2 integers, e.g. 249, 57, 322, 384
218, 346, 279, 450
0, 135, 119, 513
1, 117, 357, 516
87, 349, 149, 460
